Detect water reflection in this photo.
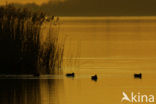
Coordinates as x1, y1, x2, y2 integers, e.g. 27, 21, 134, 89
1, 74, 156, 104
0, 79, 63, 104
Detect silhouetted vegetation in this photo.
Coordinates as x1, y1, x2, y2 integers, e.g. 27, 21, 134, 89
0, 4, 64, 74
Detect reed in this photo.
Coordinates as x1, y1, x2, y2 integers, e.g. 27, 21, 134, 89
0, 4, 64, 74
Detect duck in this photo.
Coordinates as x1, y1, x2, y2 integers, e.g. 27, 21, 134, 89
91, 74, 98, 81
66, 73, 75, 77
134, 73, 142, 79
33, 73, 40, 77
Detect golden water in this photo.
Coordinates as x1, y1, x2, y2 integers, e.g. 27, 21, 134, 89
1, 17, 156, 104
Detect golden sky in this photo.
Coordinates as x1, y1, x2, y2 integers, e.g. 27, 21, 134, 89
0, 0, 64, 5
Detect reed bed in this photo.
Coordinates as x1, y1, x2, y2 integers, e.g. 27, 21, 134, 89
0, 4, 64, 74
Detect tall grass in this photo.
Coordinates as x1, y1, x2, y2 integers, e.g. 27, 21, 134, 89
0, 4, 64, 74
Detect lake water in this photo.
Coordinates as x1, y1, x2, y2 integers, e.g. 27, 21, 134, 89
1, 17, 156, 104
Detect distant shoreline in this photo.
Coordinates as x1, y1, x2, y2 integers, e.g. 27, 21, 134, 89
60, 16, 156, 19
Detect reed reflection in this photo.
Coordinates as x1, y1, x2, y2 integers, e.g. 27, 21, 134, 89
0, 79, 63, 104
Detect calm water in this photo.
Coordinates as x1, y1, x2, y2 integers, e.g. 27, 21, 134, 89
1, 17, 156, 104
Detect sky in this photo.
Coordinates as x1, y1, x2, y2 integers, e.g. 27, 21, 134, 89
1, 0, 156, 16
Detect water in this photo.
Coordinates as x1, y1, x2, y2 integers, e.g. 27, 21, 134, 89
1, 17, 156, 104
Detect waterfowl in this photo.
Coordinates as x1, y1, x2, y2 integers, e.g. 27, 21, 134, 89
91, 75, 98, 81
66, 73, 75, 77
33, 73, 40, 77
134, 73, 142, 79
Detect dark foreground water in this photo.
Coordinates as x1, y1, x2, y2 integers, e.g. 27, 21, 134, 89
0, 78, 58, 104
0, 74, 156, 104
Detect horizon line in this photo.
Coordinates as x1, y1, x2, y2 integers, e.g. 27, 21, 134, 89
59, 16, 156, 20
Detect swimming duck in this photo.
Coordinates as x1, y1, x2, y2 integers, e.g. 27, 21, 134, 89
33, 73, 40, 77
134, 73, 142, 79
66, 73, 75, 77
91, 74, 98, 81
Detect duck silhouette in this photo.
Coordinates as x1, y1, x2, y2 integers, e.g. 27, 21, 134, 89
91, 75, 98, 81
66, 73, 75, 77
134, 73, 142, 79
33, 73, 40, 77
